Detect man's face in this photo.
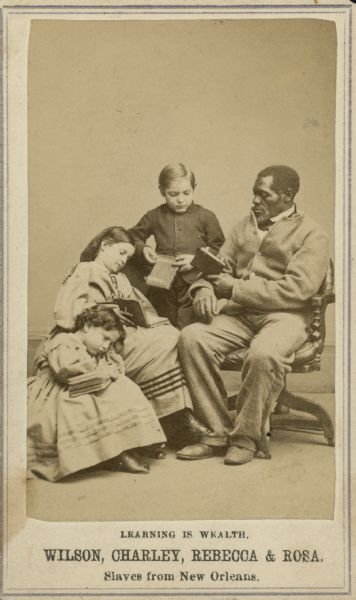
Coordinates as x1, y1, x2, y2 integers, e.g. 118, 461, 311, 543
252, 175, 290, 225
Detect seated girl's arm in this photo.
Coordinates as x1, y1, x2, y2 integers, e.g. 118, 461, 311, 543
47, 340, 97, 384
54, 263, 102, 329
48, 341, 122, 386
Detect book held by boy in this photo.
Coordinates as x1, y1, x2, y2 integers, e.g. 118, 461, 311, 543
145, 255, 179, 290
191, 247, 225, 275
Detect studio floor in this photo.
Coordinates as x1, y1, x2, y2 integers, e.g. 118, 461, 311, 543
27, 349, 336, 522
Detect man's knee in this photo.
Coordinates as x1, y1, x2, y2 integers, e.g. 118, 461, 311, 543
245, 345, 285, 375
179, 323, 203, 346
179, 323, 210, 353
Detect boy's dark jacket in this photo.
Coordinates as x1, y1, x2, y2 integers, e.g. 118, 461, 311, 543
129, 202, 225, 284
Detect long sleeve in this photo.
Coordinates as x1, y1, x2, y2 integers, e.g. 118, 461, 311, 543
53, 261, 158, 331
218, 225, 239, 272
47, 336, 97, 384
54, 263, 117, 329
204, 211, 225, 254
188, 214, 330, 312
231, 228, 329, 311
129, 211, 155, 256
188, 276, 214, 299
130, 204, 225, 257
54, 264, 95, 329
188, 223, 235, 298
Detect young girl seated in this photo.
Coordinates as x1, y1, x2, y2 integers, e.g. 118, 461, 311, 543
27, 305, 166, 481
129, 163, 225, 329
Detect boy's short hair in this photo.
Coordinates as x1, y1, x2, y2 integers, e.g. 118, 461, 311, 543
73, 305, 126, 341
158, 163, 196, 193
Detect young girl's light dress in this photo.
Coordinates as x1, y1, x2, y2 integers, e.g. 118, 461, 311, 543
27, 332, 166, 481
53, 261, 193, 418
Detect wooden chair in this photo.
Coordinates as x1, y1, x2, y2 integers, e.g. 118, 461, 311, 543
221, 260, 335, 457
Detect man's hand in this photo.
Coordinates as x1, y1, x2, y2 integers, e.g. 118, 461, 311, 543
206, 273, 235, 298
143, 246, 158, 265
173, 254, 195, 273
192, 288, 218, 323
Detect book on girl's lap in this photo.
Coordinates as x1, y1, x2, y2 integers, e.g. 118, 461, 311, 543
191, 247, 225, 275
145, 255, 179, 290
68, 371, 111, 397
116, 297, 170, 328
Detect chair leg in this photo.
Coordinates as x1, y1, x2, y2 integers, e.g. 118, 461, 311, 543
274, 389, 335, 447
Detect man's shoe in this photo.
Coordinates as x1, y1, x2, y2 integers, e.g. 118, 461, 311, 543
176, 443, 216, 460
178, 409, 210, 437
224, 445, 255, 466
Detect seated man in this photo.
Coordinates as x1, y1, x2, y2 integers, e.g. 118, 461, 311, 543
177, 165, 329, 465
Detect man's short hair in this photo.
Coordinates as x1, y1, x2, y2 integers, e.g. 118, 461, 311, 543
257, 165, 300, 200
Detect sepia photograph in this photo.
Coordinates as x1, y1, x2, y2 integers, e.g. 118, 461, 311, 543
26, 15, 336, 522
1, 1, 353, 597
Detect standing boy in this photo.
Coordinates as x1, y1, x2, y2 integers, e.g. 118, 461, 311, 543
130, 163, 225, 328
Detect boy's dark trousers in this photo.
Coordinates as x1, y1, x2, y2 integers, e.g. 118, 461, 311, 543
148, 273, 196, 330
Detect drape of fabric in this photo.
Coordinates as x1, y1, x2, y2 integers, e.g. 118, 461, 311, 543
53, 262, 192, 418
27, 333, 166, 481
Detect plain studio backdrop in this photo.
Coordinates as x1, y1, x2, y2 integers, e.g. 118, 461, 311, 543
28, 18, 336, 339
